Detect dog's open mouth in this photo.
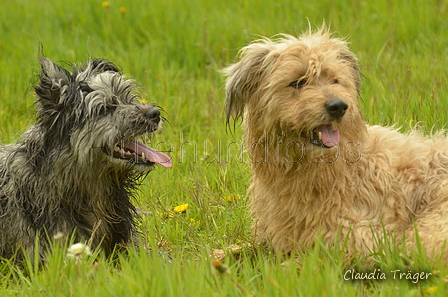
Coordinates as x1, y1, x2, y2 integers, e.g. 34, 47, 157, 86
308, 124, 340, 148
111, 140, 172, 168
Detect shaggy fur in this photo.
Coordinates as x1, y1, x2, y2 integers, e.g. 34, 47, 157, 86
224, 28, 448, 259
0, 57, 172, 260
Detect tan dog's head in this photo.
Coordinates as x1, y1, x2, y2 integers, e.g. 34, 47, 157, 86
224, 28, 366, 161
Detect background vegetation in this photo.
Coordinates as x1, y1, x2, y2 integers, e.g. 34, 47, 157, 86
1, 0, 447, 295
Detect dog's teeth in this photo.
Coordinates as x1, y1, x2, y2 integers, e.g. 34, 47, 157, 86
141, 152, 146, 161
114, 146, 120, 152
318, 131, 322, 141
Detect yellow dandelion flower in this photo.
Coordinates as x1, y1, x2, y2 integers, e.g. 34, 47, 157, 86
223, 194, 244, 202
119, 7, 126, 14
102, 1, 111, 9
426, 287, 437, 294
190, 218, 200, 225
160, 212, 174, 218
223, 195, 232, 202
212, 258, 230, 275
174, 203, 189, 213
140, 99, 149, 104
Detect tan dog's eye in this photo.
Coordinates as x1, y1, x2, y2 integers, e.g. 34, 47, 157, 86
333, 79, 339, 84
289, 79, 307, 89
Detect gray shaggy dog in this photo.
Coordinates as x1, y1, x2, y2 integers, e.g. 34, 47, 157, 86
0, 57, 172, 260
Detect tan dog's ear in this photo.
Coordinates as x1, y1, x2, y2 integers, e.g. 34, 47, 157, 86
339, 49, 362, 95
223, 44, 274, 124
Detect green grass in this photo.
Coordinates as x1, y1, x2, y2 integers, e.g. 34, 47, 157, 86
1, 0, 448, 295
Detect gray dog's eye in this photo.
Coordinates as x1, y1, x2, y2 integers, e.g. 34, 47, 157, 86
289, 79, 307, 89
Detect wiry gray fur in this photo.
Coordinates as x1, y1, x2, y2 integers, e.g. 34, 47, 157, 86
0, 57, 169, 260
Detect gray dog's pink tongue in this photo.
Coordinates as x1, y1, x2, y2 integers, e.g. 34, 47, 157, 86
316, 124, 340, 147
122, 141, 172, 168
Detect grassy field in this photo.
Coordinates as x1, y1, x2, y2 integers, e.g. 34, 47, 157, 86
1, 0, 448, 296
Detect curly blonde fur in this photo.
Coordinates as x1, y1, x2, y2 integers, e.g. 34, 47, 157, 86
224, 28, 448, 259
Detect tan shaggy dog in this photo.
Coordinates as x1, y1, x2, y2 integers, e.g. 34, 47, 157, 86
223, 28, 448, 259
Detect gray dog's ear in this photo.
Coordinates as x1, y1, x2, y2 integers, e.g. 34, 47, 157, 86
223, 44, 275, 124
34, 57, 72, 106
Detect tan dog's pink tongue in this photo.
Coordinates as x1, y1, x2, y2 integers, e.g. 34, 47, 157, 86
316, 125, 340, 147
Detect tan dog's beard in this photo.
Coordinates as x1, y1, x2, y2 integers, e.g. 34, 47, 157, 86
245, 128, 343, 166
279, 132, 342, 164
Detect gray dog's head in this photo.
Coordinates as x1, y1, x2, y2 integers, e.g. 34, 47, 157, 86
32, 57, 172, 172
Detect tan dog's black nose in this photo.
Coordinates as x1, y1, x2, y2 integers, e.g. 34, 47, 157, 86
325, 99, 348, 120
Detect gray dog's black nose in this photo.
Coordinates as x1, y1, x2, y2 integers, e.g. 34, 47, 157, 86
145, 108, 161, 123
325, 99, 348, 120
